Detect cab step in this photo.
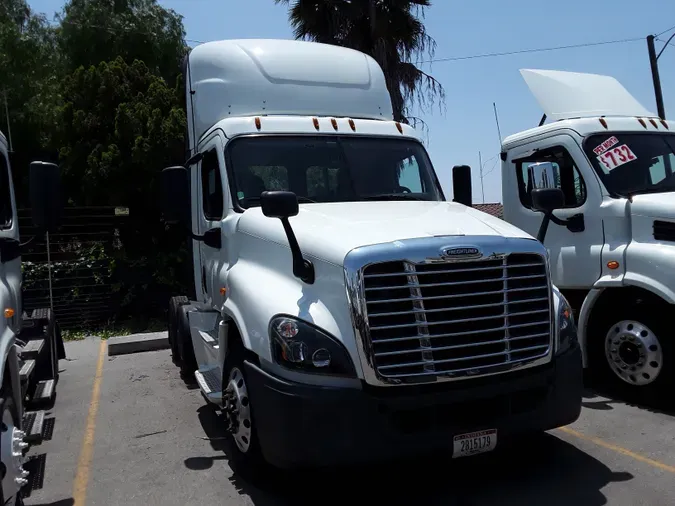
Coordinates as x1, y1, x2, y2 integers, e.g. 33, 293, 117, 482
20, 359, 36, 383
29, 379, 55, 405
20, 339, 45, 361
194, 367, 222, 406
22, 410, 45, 443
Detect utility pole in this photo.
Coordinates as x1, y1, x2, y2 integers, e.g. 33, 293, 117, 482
478, 151, 485, 203
647, 35, 666, 119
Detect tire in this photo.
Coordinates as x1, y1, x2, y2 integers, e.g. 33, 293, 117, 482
176, 306, 197, 377
168, 296, 188, 365
221, 338, 266, 478
589, 306, 674, 399
0, 389, 26, 505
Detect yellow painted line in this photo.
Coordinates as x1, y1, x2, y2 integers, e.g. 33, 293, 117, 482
73, 339, 106, 506
559, 426, 675, 474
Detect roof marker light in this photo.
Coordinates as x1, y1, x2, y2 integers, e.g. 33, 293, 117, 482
598, 118, 608, 129
395, 122, 403, 134
348, 119, 356, 131
254, 117, 261, 130
637, 118, 647, 129
649, 118, 659, 129
331, 118, 338, 131
313, 117, 320, 130
661, 120, 670, 130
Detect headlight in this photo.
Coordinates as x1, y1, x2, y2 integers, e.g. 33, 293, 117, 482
269, 316, 356, 377
556, 292, 577, 354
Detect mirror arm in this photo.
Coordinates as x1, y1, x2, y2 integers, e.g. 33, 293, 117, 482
549, 213, 567, 227
280, 218, 315, 284
536, 213, 552, 244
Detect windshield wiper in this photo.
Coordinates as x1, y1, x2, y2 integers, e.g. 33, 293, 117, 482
244, 196, 317, 203
361, 193, 426, 201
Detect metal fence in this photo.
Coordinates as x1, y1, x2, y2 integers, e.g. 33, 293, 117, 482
18, 206, 129, 330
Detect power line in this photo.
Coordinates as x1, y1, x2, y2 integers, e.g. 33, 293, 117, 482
420, 36, 643, 64
656, 23, 675, 37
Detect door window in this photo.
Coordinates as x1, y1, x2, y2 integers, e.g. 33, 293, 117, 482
200, 149, 224, 220
0, 154, 12, 229
515, 146, 587, 209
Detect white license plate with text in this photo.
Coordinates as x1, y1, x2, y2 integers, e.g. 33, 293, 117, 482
452, 429, 497, 458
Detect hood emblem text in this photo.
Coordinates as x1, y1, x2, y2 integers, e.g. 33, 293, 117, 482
441, 246, 482, 260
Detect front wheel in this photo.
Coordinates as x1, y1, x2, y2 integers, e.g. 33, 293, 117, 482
593, 310, 674, 397
0, 394, 28, 505
221, 341, 266, 478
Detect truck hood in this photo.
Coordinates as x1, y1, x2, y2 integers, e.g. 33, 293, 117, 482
520, 68, 654, 122
238, 201, 533, 265
630, 192, 675, 220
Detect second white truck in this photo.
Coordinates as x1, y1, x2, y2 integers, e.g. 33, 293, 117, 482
163, 39, 582, 470
455, 69, 675, 397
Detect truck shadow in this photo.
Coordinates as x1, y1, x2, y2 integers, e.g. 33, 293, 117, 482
582, 385, 675, 416
189, 403, 632, 506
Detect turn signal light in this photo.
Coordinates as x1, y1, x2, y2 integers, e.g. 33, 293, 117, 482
607, 261, 620, 270
4, 308, 14, 318
219, 287, 227, 296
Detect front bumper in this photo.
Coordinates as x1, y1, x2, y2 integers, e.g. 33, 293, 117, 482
245, 344, 582, 469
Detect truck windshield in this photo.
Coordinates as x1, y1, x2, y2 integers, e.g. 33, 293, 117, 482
583, 132, 675, 197
227, 136, 444, 208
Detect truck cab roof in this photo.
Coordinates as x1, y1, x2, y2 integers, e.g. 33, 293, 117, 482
185, 39, 393, 148
502, 116, 674, 150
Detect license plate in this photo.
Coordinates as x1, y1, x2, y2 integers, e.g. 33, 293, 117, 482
452, 429, 497, 458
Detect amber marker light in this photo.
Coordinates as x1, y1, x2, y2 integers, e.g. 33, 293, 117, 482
254, 117, 261, 130
4, 308, 14, 318
607, 261, 620, 270
312, 117, 320, 130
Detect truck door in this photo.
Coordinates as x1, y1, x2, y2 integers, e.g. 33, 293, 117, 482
502, 134, 604, 289
193, 134, 227, 308
0, 151, 21, 332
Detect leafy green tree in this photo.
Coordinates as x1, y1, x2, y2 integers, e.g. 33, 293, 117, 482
0, 0, 60, 197
56, 0, 187, 84
274, 0, 445, 125
56, 56, 189, 316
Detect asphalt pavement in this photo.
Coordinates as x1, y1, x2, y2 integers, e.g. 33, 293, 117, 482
22, 336, 675, 506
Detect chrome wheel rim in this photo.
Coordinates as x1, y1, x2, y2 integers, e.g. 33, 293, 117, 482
605, 320, 663, 386
1, 407, 28, 501
224, 367, 252, 453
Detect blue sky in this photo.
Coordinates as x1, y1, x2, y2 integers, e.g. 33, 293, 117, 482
29, 0, 675, 203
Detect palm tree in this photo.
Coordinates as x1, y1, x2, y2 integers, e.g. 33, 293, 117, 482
274, 0, 445, 126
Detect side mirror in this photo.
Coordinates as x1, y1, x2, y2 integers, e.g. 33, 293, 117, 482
452, 165, 472, 206
528, 161, 557, 190
29, 161, 63, 234
260, 191, 313, 284
161, 166, 191, 228
531, 188, 565, 214
261, 191, 299, 219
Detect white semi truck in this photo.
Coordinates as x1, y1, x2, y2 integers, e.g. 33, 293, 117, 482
163, 39, 582, 470
454, 69, 675, 398
0, 130, 65, 503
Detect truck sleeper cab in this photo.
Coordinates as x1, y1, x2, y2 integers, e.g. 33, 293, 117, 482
481, 69, 675, 397
164, 39, 582, 470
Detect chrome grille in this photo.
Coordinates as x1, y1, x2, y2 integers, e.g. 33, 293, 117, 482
362, 253, 551, 381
